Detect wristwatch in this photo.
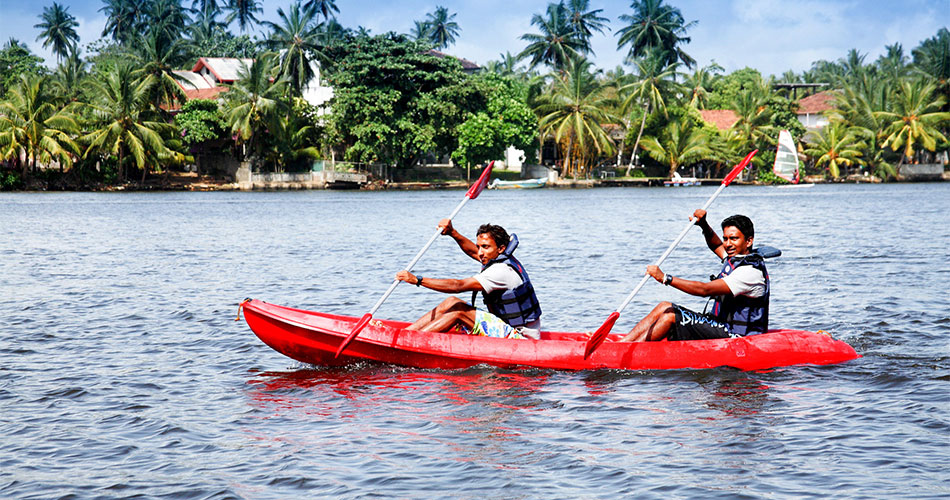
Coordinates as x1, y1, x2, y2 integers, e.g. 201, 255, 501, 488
664, 274, 674, 286
416, 276, 423, 287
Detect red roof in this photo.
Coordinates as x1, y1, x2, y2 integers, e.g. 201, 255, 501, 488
699, 110, 739, 131
183, 87, 229, 101
797, 90, 837, 114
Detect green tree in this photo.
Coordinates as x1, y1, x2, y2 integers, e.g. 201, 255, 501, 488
452, 74, 538, 168
263, 1, 326, 96
534, 58, 618, 178
424, 6, 460, 50
226, 0, 262, 32
99, 0, 148, 45
0, 39, 46, 97
304, 0, 339, 21
565, 0, 609, 54
34, 2, 80, 63
175, 98, 226, 145
223, 54, 288, 164
803, 122, 864, 179
0, 74, 80, 176
617, 0, 695, 69
640, 118, 716, 178
619, 48, 679, 173
82, 62, 181, 183
681, 62, 722, 109
323, 34, 481, 168
875, 79, 950, 165
263, 99, 322, 172
518, 3, 583, 72
912, 28, 950, 102
133, 31, 188, 115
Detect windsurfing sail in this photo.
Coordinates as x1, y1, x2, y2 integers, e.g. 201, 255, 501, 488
773, 130, 800, 183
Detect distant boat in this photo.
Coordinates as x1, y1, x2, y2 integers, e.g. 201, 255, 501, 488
488, 177, 547, 189
774, 130, 815, 188
663, 171, 700, 186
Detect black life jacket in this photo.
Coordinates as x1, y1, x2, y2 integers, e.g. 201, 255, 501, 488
711, 253, 770, 336
472, 234, 542, 327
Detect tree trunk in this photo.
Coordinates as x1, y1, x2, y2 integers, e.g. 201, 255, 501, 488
625, 103, 650, 176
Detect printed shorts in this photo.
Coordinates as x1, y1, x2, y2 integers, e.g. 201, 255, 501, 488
668, 304, 735, 341
471, 310, 526, 339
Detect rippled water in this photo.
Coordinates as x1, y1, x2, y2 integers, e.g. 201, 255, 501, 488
2, 184, 948, 499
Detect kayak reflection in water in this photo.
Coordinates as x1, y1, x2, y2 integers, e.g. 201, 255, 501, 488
396, 220, 542, 339
621, 210, 770, 342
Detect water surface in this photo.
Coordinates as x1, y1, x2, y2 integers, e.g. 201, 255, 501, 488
2, 183, 948, 498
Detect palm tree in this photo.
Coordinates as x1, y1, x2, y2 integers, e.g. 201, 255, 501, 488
411, 20, 431, 42
803, 122, 865, 179
727, 88, 775, 165
911, 28, 949, 100
223, 54, 288, 162
565, 0, 609, 54
876, 43, 909, 82
52, 46, 87, 102
264, 107, 321, 172
534, 58, 618, 178
874, 80, 950, 166
304, 0, 339, 21
225, 0, 262, 32
34, 2, 80, 63
132, 31, 188, 115
82, 62, 180, 183
640, 119, 716, 178
616, 0, 696, 69
518, 3, 583, 72
425, 6, 460, 50
681, 62, 723, 109
100, 0, 148, 45
0, 74, 80, 176
618, 48, 679, 173
146, 0, 191, 46
262, 1, 326, 96
831, 77, 896, 180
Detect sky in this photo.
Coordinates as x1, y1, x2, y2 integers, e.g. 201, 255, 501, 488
3, 0, 949, 77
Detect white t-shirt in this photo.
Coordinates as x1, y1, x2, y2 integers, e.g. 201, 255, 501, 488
473, 263, 542, 338
721, 260, 767, 298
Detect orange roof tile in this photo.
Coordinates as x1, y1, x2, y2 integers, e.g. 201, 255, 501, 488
699, 109, 739, 131
797, 90, 837, 114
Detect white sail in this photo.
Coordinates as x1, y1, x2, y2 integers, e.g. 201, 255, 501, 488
773, 130, 799, 183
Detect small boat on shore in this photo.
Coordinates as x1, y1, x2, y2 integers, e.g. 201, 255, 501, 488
664, 172, 701, 186
488, 177, 547, 189
774, 130, 815, 188
241, 300, 860, 371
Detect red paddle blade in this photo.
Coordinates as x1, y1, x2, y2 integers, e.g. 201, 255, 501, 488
584, 311, 620, 359
465, 160, 495, 200
335, 313, 372, 358
722, 149, 758, 186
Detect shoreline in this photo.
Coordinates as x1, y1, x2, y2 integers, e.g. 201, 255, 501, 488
3, 171, 947, 193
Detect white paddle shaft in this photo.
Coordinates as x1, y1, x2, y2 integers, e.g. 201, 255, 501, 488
614, 181, 729, 314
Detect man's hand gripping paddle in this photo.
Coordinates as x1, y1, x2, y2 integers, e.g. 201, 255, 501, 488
335, 161, 496, 357
583, 150, 758, 359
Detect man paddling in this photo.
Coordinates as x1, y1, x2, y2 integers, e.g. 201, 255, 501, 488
395, 221, 542, 339
621, 210, 769, 342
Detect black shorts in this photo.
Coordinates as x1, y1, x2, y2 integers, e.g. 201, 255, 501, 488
668, 304, 733, 341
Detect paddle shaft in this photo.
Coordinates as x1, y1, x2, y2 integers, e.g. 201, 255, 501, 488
612, 181, 729, 314
365, 197, 470, 315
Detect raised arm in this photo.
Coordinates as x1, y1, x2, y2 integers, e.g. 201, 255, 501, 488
692, 209, 726, 260
439, 219, 479, 261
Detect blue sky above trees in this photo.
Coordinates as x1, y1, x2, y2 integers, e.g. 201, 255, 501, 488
4, 0, 948, 76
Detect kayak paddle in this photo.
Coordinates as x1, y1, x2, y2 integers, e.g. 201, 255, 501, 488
335, 161, 496, 357
583, 150, 758, 359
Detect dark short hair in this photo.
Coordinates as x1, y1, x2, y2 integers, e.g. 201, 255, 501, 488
721, 214, 754, 239
477, 223, 509, 248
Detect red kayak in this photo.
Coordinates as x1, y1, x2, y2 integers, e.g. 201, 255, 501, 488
241, 299, 860, 371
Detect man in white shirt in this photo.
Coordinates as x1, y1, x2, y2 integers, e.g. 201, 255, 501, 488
396, 221, 542, 339
621, 211, 770, 342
